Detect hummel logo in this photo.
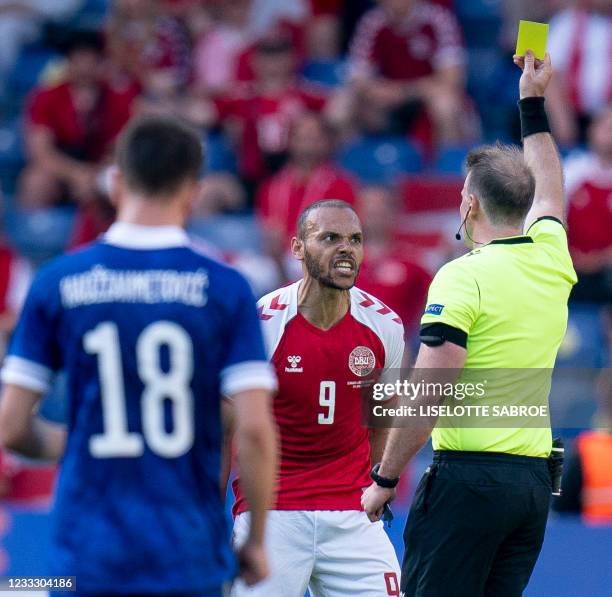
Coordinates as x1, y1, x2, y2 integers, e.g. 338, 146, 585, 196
285, 355, 303, 373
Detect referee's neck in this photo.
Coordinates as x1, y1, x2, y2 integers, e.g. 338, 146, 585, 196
471, 221, 524, 246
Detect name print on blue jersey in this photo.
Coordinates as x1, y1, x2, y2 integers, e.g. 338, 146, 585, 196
59, 266, 209, 308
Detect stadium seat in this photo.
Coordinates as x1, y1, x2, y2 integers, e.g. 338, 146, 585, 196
470, 49, 522, 142
338, 136, 422, 184
302, 60, 347, 88
434, 145, 470, 175
454, 0, 502, 48
549, 304, 606, 431
401, 176, 463, 213
188, 214, 263, 253
64, 0, 109, 31
204, 131, 238, 174
6, 44, 61, 101
0, 119, 26, 196
556, 304, 607, 368
4, 207, 76, 264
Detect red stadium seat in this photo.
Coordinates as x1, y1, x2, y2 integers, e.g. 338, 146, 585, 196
401, 176, 463, 213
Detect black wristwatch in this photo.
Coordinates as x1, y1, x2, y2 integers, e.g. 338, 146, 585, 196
370, 463, 400, 489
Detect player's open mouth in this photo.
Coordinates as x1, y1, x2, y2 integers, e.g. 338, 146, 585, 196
333, 259, 355, 273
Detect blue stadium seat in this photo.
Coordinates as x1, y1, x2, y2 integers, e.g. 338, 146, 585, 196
454, 0, 502, 48
6, 44, 61, 100
556, 304, 606, 368
4, 207, 76, 264
0, 119, 26, 195
188, 214, 262, 253
65, 0, 109, 31
467, 48, 517, 142
549, 304, 606, 431
302, 60, 347, 88
203, 131, 237, 174
434, 145, 470, 175
338, 136, 422, 184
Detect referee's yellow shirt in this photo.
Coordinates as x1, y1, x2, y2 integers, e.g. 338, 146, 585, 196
421, 217, 577, 457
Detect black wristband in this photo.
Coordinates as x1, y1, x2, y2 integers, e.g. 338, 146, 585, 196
518, 96, 550, 139
370, 463, 400, 489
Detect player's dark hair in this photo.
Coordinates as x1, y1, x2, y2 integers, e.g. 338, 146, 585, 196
297, 199, 357, 240
55, 29, 104, 56
116, 115, 203, 198
465, 143, 535, 225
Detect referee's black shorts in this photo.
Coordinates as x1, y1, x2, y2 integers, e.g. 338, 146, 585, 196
401, 450, 552, 597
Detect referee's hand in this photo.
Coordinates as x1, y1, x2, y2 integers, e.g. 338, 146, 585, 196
512, 50, 553, 99
361, 482, 396, 522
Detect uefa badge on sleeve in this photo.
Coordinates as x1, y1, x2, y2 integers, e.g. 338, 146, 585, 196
348, 346, 376, 377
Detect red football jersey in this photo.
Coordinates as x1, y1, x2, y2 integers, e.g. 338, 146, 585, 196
564, 153, 612, 256
233, 281, 404, 515
255, 163, 357, 243
349, 4, 465, 81
27, 80, 139, 162
215, 83, 327, 181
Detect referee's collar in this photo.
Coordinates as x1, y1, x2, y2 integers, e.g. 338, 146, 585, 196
488, 235, 533, 246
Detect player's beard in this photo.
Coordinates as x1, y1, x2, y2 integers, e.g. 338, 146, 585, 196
303, 249, 358, 290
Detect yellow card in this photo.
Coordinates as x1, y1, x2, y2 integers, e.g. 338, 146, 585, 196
515, 20, 549, 60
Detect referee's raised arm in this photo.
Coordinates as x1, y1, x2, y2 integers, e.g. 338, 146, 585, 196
513, 51, 565, 229
362, 50, 577, 597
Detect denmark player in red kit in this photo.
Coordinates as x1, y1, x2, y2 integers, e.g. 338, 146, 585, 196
232, 200, 403, 596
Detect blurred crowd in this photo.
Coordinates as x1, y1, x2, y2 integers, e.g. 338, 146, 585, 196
0, 0, 610, 519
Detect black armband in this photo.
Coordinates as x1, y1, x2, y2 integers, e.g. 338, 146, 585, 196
420, 323, 467, 348
518, 97, 550, 139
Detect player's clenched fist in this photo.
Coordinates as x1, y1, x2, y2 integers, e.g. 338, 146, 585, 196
236, 540, 269, 586
513, 50, 553, 99
361, 483, 396, 523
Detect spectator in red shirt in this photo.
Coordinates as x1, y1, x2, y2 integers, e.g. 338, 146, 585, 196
356, 184, 432, 336
0, 244, 31, 361
547, 0, 612, 145
348, 0, 474, 145
106, 0, 192, 91
21, 31, 139, 209
256, 111, 356, 277
214, 30, 328, 186
192, 0, 255, 96
564, 104, 612, 303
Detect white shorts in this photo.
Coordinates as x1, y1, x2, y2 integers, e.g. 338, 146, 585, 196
231, 510, 400, 597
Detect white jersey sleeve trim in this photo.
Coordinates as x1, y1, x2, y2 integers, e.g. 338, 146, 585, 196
221, 360, 278, 397
256, 281, 300, 359
350, 287, 404, 383
0, 355, 53, 394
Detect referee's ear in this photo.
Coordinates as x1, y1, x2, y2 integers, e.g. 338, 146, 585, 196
469, 195, 482, 219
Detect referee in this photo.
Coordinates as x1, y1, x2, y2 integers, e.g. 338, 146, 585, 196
362, 51, 577, 597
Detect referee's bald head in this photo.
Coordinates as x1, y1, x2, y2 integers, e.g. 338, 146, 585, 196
465, 144, 535, 226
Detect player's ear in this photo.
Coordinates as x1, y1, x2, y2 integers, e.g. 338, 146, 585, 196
185, 179, 202, 217
291, 236, 304, 260
109, 166, 123, 209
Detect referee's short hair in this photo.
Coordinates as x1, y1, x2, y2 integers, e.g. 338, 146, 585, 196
465, 143, 535, 225
116, 115, 203, 198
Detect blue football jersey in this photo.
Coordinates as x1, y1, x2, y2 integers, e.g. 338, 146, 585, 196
1, 223, 276, 594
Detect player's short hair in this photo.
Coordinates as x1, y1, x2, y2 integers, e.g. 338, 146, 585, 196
116, 115, 203, 198
297, 199, 358, 240
465, 143, 535, 225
